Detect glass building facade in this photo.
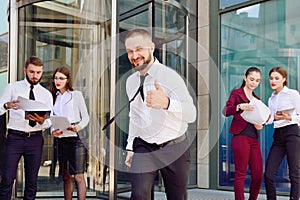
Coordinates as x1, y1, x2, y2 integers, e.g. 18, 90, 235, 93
219, 0, 300, 195
5, 0, 200, 199
1, 0, 297, 199
0, 0, 8, 91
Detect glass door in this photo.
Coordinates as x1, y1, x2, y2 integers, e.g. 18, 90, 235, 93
220, 1, 300, 193
116, 0, 196, 198
17, 0, 111, 198
15, 0, 196, 199
219, 49, 300, 193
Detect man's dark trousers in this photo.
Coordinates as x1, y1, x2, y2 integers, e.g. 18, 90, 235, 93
130, 136, 190, 200
0, 130, 43, 200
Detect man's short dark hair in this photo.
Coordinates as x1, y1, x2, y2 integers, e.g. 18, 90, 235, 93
125, 29, 152, 42
25, 56, 43, 68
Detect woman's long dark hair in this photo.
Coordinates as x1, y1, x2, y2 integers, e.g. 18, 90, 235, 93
50, 66, 74, 104
240, 67, 261, 88
269, 66, 288, 86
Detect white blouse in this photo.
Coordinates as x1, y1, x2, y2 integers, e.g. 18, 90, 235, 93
53, 90, 89, 130
267, 86, 300, 128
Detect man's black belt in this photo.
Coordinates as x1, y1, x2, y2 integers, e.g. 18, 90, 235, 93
132, 133, 188, 151
158, 133, 187, 148
8, 129, 42, 137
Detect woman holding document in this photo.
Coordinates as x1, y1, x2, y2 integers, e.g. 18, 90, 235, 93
264, 67, 300, 200
222, 67, 263, 200
50, 66, 89, 200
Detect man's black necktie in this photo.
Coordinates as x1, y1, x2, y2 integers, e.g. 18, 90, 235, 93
139, 75, 147, 101
29, 84, 36, 127
102, 74, 147, 131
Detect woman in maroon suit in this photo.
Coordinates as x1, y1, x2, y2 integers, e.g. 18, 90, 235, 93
223, 67, 263, 200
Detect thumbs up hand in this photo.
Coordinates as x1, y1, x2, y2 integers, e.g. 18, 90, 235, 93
146, 80, 169, 109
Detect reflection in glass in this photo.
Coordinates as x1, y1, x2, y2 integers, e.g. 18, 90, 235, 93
18, 0, 111, 197
220, 0, 300, 193
17, 0, 197, 198
0, 0, 8, 92
220, 0, 251, 9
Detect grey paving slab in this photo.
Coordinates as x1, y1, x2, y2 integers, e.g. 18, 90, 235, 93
30, 188, 290, 199
119, 188, 290, 200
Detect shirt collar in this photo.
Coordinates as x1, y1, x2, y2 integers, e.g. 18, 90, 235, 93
137, 58, 160, 78
271, 86, 288, 97
24, 78, 40, 88
56, 89, 71, 96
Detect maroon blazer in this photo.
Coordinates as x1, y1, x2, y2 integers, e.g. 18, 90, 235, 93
222, 87, 259, 135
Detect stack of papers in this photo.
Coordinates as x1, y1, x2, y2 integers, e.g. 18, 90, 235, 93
50, 116, 77, 138
240, 98, 270, 124
17, 96, 50, 118
17, 96, 77, 137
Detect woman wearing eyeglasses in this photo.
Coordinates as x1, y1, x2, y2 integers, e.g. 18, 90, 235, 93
50, 66, 89, 200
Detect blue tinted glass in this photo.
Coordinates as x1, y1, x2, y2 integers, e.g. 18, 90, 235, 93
0, 72, 7, 94
119, 0, 150, 14
0, 0, 8, 35
220, 0, 251, 9
220, 0, 299, 193
0, 0, 8, 85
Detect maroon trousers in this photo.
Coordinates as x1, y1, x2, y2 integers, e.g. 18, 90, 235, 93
231, 135, 263, 200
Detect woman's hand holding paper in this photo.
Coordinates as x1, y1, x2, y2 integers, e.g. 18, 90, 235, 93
52, 128, 63, 137
240, 98, 271, 124
240, 103, 254, 111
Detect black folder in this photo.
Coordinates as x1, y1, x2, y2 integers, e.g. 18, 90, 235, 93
25, 111, 51, 119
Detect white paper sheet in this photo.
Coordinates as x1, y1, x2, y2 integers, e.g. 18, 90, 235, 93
50, 116, 77, 138
17, 96, 50, 111
240, 98, 271, 124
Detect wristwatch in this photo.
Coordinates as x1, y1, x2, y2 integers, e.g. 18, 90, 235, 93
237, 104, 241, 111
3, 103, 8, 110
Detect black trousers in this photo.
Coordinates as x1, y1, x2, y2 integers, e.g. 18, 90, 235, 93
0, 130, 43, 200
264, 124, 300, 200
130, 137, 190, 200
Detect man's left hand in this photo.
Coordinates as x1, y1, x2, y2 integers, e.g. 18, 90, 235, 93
125, 151, 134, 167
146, 80, 169, 109
28, 113, 47, 125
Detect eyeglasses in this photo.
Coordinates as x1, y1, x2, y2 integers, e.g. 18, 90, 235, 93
53, 77, 68, 81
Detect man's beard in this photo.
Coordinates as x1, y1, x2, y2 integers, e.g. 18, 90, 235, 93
131, 55, 152, 72
26, 74, 41, 85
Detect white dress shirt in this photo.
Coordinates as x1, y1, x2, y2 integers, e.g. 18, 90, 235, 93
53, 90, 89, 131
126, 59, 197, 150
267, 86, 300, 128
0, 78, 53, 132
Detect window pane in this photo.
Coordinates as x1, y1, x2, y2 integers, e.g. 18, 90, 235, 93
18, 0, 111, 197
220, 0, 252, 9
0, 0, 8, 93
220, 0, 300, 193
120, 0, 151, 14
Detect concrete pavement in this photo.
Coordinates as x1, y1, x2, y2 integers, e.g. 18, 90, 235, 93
34, 188, 290, 199
118, 188, 290, 200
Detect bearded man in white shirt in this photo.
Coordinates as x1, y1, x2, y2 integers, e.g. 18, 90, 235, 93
0, 56, 53, 200
124, 29, 197, 200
